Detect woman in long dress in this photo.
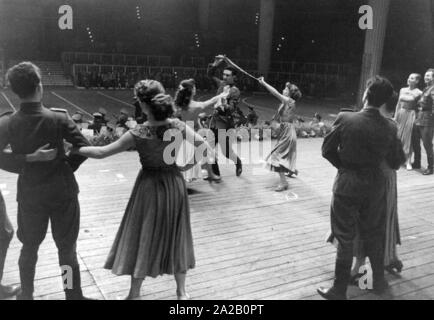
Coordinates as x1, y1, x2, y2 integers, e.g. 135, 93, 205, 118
174, 78, 228, 182
258, 77, 302, 191
73, 80, 211, 300
394, 73, 422, 170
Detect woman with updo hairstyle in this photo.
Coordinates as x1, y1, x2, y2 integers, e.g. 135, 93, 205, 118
393, 73, 423, 170
72, 79, 212, 300
258, 77, 302, 191
174, 78, 229, 182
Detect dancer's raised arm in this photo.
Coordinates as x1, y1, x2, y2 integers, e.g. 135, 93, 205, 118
73, 131, 135, 159
207, 55, 227, 87
198, 86, 230, 109
258, 77, 294, 105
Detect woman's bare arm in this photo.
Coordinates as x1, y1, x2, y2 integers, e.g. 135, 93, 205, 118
258, 77, 294, 105
75, 131, 135, 159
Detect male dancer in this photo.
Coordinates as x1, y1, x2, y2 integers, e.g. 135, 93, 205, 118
412, 68, 434, 175
318, 76, 405, 300
0, 61, 91, 300
207, 55, 242, 177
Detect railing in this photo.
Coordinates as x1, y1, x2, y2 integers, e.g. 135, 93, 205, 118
71, 63, 351, 98
63, 52, 352, 77
62, 52, 171, 67
270, 60, 351, 76
72, 64, 205, 78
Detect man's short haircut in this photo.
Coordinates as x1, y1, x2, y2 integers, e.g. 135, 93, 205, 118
365, 75, 394, 108
385, 91, 399, 114
224, 66, 238, 77
426, 68, 434, 76
6, 61, 41, 99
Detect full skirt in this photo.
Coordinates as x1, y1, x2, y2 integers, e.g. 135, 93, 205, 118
265, 122, 297, 173
395, 109, 416, 160
104, 168, 196, 278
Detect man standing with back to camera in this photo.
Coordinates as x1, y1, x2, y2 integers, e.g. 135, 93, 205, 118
0, 61, 92, 300
318, 76, 405, 300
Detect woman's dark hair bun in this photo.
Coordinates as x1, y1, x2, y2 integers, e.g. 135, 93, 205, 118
134, 80, 174, 120
174, 78, 195, 110
149, 93, 175, 121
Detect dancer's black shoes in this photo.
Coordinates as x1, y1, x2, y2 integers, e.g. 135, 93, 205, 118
236, 163, 242, 177
423, 168, 433, 175
0, 284, 21, 299
316, 286, 347, 300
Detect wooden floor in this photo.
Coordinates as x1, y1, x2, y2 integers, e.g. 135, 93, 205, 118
1, 138, 434, 300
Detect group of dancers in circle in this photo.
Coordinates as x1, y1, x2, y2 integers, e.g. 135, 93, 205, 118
0, 56, 301, 300
2, 56, 430, 300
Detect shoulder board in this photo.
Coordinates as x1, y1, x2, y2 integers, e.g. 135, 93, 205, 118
50, 108, 68, 113
0, 110, 14, 118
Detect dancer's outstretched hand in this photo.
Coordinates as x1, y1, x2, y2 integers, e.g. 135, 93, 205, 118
213, 54, 226, 65
221, 85, 231, 98
258, 76, 265, 85
26, 144, 57, 162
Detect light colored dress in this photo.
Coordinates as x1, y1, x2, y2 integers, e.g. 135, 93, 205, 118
104, 119, 195, 278
265, 101, 297, 173
176, 101, 206, 182
394, 87, 422, 161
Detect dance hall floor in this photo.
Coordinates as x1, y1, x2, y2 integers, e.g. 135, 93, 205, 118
1, 138, 434, 300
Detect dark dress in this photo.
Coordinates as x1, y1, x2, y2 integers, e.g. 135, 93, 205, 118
104, 120, 196, 278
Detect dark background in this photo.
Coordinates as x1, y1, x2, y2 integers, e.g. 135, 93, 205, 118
0, 0, 433, 86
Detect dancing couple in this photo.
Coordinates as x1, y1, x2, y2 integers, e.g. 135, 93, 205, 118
319, 76, 405, 300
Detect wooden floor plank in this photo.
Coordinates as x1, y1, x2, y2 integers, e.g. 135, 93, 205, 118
1, 138, 434, 299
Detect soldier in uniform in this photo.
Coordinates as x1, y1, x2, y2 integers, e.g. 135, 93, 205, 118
1, 110, 58, 299
412, 69, 434, 175
0, 61, 91, 300
207, 55, 243, 177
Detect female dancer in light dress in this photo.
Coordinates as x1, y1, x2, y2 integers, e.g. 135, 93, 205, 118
394, 73, 422, 170
174, 78, 229, 182
258, 77, 302, 191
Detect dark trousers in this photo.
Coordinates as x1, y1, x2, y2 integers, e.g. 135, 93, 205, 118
330, 189, 387, 294
211, 128, 241, 176
0, 192, 14, 283
17, 196, 83, 299
412, 125, 434, 169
